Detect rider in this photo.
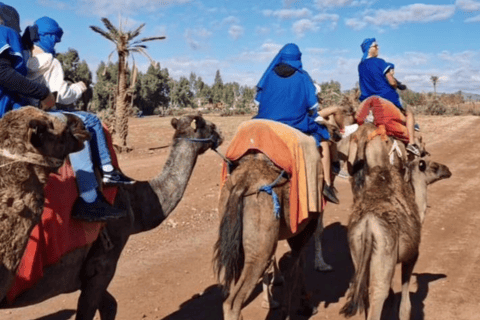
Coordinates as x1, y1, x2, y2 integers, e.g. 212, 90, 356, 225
0, 2, 55, 115
254, 43, 339, 204
358, 38, 420, 156
23, 16, 133, 222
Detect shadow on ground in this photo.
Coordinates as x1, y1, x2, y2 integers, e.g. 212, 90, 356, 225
33, 310, 76, 320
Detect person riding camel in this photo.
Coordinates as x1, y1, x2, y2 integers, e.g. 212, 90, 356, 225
23, 16, 134, 222
357, 38, 421, 156
254, 43, 340, 204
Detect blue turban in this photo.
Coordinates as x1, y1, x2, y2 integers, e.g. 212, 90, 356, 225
361, 37, 376, 62
34, 16, 63, 55
257, 43, 304, 91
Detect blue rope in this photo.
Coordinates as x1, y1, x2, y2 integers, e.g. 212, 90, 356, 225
258, 170, 285, 219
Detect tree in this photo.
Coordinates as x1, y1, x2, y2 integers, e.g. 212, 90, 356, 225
430, 75, 439, 96
56, 48, 92, 110
90, 17, 166, 151
170, 77, 194, 109
137, 63, 170, 115
212, 70, 224, 104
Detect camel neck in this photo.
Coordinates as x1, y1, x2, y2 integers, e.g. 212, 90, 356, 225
149, 139, 199, 217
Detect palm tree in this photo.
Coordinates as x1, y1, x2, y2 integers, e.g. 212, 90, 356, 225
430, 75, 439, 96
90, 18, 165, 150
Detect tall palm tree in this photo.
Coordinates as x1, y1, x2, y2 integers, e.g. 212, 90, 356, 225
430, 75, 439, 96
90, 18, 165, 150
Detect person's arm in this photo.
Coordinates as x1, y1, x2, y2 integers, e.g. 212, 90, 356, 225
48, 58, 86, 105
0, 56, 50, 100
385, 69, 397, 89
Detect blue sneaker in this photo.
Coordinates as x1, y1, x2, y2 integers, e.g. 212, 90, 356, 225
102, 169, 135, 185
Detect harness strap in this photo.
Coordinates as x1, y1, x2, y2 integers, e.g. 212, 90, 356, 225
258, 170, 286, 219
0, 149, 64, 168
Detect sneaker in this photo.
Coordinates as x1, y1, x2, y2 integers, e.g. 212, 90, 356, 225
102, 169, 135, 185
414, 123, 421, 132
323, 184, 339, 204
342, 123, 359, 138
71, 194, 127, 222
406, 143, 421, 156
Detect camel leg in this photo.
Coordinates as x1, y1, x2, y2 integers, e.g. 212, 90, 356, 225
283, 217, 318, 319
367, 250, 396, 320
313, 212, 333, 272
223, 195, 279, 320
399, 254, 418, 320
98, 290, 117, 320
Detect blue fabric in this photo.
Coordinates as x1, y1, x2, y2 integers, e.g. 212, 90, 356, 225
358, 57, 402, 109
361, 38, 376, 62
0, 25, 27, 117
55, 111, 112, 196
34, 17, 63, 55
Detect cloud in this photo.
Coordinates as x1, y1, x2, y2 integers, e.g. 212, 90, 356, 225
222, 16, 240, 25
255, 26, 270, 35
345, 4, 456, 30
229, 25, 245, 40
262, 8, 312, 20
314, 0, 355, 9
73, 0, 193, 17
184, 27, 212, 50
292, 19, 319, 38
456, 0, 480, 11
465, 14, 480, 22
313, 13, 339, 29
36, 0, 70, 10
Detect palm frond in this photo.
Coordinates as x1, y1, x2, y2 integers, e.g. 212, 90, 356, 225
101, 17, 119, 37
127, 23, 145, 40
130, 47, 155, 65
129, 44, 148, 50
90, 25, 116, 43
132, 36, 166, 45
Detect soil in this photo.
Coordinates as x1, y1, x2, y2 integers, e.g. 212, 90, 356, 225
1, 114, 479, 320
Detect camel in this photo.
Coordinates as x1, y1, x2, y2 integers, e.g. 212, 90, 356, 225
340, 156, 451, 320
0, 107, 90, 302
0, 114, 223, 320
214, 151, 322, 320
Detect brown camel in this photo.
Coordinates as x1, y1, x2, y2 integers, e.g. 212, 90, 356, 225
214, 151, 321, 320
0, 107, 90, 303
0, 114, 223, 320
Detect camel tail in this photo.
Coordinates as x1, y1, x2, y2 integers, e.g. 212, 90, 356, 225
340, 221, 373, 317
213, 178, 247, 296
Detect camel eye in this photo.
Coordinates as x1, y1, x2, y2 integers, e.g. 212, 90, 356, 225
419, 160, 426, 172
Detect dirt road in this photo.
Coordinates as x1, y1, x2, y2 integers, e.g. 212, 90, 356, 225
2, 115, 479, 320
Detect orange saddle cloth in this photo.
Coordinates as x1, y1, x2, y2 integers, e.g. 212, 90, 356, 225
356, 96, 409, 143
221, 119, 325, 233
7, 127, 118, 304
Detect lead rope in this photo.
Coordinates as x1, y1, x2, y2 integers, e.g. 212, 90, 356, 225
258, 170, 286, 219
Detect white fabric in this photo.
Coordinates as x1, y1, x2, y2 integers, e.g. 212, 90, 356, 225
26, 53, 83, 105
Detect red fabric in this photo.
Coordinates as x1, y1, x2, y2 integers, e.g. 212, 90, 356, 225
7, 126, 118, 304
356, 96, 409, 143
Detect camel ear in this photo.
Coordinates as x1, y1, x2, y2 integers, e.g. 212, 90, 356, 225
171, 118, 179, 129
28, 119, 50, 148
194, 116, 205, 129
65, 114, 90, 143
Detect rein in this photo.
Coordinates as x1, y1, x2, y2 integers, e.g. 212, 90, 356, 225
179, 135, 233, 166
0, 149, 64, 168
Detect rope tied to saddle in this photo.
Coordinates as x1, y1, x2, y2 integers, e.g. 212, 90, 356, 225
258, 170, 286, 219
0, 148, 64, 168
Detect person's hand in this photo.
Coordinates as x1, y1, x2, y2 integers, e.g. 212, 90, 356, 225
75, 81, 88, 93
40, 92, 56, 110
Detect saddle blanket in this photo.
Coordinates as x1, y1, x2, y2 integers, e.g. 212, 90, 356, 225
355, 96, 409, 143
221, 119, 325, 233
7, 126, 118, 303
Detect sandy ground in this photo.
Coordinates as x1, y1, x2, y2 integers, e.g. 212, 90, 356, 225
1, 114, 479, 320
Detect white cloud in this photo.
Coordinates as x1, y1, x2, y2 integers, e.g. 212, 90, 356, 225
229, 25, 245, 40
222, 16, 240, 25
255, 26, 270, 35
465, 14, 480, 22
184, 27, 212, 50
74, 0, 192, 16
36, 0, 70, 10
438, 50, 477, 66
314, 0, 355, 9
345, 4, 456, 30
292, 19, 319, 38
456, 0, 480, 11
262, 8, 312, 20
313, 13, 340, 29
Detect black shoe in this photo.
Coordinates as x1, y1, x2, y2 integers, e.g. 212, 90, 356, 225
323, 184, 339, 204
332, 161, 341, 175
71, 194, 127, 222
102, 169, 135, 185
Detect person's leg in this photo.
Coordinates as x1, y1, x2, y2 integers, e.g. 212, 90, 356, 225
320, 141, 339, 204
405, 106, 421, 156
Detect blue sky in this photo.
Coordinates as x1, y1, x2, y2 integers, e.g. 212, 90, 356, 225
12, 0, 480, 94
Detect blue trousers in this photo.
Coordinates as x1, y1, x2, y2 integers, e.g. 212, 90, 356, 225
51, 110, 112, 195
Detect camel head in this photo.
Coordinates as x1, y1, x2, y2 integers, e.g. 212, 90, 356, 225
0, 107, 90, 170
405, 157, 452, 223
171, 114, 223, 154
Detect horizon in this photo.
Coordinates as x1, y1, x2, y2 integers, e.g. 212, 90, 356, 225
12, 0, 480, 95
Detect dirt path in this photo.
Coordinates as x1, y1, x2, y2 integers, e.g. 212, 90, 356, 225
2, 115, 479, 320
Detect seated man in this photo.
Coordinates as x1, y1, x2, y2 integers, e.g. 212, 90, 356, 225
358, 38, 420, 156
254, 43, 339, 204
23, 16, 133, 221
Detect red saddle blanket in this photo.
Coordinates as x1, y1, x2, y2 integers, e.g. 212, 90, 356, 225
355, 96, 409, 143
221, 119, 325, 233
6, 128, 119, 304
